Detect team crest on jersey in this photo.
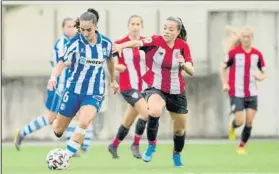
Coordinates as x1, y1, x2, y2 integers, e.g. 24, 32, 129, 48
143, 37, 152, 43
102, 49, 107, 57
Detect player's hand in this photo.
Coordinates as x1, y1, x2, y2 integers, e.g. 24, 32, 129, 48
47, 76, 57, 91
177, 55, 185, 65
116, 64, 126, 72
254, 72, 265, 81
222, 83, 230, 92
112, 44, 123, 56
110, 80, 119, 95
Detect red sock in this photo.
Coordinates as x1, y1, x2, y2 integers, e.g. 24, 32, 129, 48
149, 140, 157, 145
239, 141, 245, 148
112, 138, 120, 147
173, 149, 179, 154
133, 134, 141, 145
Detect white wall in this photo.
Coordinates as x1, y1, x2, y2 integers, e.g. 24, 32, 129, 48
2, 1, 279, 139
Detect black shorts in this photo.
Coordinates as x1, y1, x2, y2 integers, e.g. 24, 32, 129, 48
121, 89, 144, 107
230, 96, 258, 113
144, 87, 188, 114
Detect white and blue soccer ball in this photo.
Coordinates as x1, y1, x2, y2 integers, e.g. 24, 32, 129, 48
46, 148, 70, 170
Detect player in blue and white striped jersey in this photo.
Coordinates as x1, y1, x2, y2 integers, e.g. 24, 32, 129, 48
14, 18, 76, 150
48, 10, 118, 158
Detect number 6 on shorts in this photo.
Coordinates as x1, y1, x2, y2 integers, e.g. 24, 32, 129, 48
58, 90, 80, 118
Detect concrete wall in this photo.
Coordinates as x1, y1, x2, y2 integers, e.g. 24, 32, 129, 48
2, 1, 279, 140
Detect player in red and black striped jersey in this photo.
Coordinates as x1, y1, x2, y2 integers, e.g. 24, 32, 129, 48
108, 15, 149, 159
113, 16, 194, 168
220, 27, 267, 154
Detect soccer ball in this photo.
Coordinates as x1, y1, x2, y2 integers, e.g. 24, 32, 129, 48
46, 148, 70, 170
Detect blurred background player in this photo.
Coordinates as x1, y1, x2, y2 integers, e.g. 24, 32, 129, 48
48, 9, 118, 160
107, 15, 149, 159
113, 16, 194, 167
65, 8, 100, 157
14, 17, 76, 150
220, 26, 267, 154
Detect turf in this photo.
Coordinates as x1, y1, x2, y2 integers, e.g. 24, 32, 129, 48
2, 141, 279, 174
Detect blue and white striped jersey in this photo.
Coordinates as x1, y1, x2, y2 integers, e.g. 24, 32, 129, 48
52, 35, 71, 94
61, 31, 112, 95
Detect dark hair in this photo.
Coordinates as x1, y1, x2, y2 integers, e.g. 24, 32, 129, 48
128, 15, 143, 26
166, 16, 187, 41
75, 8, 99, 31
87, 8, 99, 22
62, 17, 74, 27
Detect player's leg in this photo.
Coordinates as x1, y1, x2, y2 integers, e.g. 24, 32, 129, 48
53, 90, 80, 138
130, 96, 149, 159
142, 88, 166, 163
14, 90, 60, 150
108, 104, 138, 158
65, 95, 101, 157
238, 96, 257, 154
167, 93, 188, 168
65, 112, 94, 157
228, 97, 245, 140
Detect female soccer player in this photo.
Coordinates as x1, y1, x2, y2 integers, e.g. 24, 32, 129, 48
48, 9, 118, 159
14, 17, 76, 150
107, 15, 148, 159
65, 8, 100, 156
113, 17, 194, 167
220, 26, 267, 154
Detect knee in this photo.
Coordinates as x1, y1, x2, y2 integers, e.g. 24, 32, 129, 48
46, 112, 57, 125
148, 107, 162, 117
173, 128, 185, 136
234, 117, 244, 126
78, 120, 90, 129
245, 120, 253, 127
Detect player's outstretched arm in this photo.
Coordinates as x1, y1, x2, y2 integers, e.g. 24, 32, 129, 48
112, 40, 142, 55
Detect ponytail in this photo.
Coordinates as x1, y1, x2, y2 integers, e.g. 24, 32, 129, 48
177, 17, 187, 41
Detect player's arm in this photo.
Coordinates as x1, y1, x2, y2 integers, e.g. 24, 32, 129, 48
113, 35, 158, 55
180, 42, 194, 76
50, 40, 78, 79
255, 52, 267, 81
113, 52, 126, 73
220, 50, 234, 91
106, 42, 119, 94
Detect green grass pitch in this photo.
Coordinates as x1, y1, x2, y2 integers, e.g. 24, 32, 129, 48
2, 141, 279, 174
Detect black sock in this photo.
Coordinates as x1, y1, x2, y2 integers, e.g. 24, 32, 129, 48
54, 131, 63, 138
147, 116, 159, 143
116, 125, 129, 141
232, 120, 241, 128
135, 118, 147, 136
173, 132, 186, 153
241, 126, 252, 143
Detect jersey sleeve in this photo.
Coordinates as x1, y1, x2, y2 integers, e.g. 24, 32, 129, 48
60, 39, 78, 63
257, 51, 266, 72
181, 42, 193, 64
106, 40, 113, 59
223, 49, 235, 69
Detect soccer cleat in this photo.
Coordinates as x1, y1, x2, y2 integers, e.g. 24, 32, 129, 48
108, 144, 119, 159
130, 143, 142, 159
72, 151, 82, 157
228, 120, 236, 140
142, 144, 156, 163
14, 129, 24, 151
172, 153, 184, 168
236, 147, 247, 155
